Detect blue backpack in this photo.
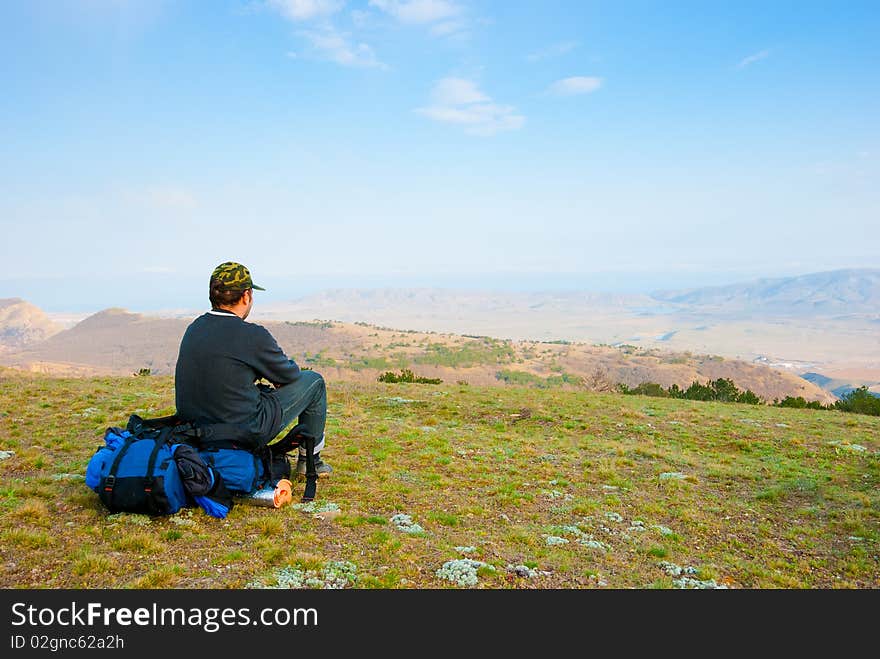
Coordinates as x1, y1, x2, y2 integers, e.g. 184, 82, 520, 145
114, 414, 319, 502
196, 448, 267, 495
85, 427, 190, 515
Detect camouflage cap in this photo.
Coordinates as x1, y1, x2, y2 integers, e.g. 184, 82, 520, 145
210, 262, 266, 292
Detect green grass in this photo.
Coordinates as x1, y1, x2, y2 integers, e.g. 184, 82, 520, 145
413, 339, 516, 368
0, 369, 878, 588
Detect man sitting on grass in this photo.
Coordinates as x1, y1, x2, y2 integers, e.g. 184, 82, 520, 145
174, 261, 332, 477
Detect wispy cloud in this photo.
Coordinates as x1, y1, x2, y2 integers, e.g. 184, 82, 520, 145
416, 77, 524, 136
298, 26, 385, 68
369, 0, 460, 25
430, 19, 466, 36
268, 1, 385, 68
735, 49, 770, 69
267, 0, 344, 22
526, 41, 578, 62
430, 77, 488, 105
547, 76, 602, 96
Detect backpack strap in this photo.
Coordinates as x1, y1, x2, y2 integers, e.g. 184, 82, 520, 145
301, 435, 317, 503
193, 422, 259, 449
128, 415, 257, 450
100, 434, 135, 507
142, 428, 172, 495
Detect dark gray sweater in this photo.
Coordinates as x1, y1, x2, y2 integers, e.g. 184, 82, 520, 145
174, 310, 302, 442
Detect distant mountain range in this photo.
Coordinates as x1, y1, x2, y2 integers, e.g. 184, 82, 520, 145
651, 268, 880, 316
258, 269, 880, 327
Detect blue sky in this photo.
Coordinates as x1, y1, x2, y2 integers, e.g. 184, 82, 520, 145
1, 1, 878, 310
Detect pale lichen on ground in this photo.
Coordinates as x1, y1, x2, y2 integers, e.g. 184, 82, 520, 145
545, 535, 569, 546
674, 576, 728, 589
829, 440, 869, 453
436, 559, 495, 587
507, 564, 550, 579
51, 472, 84, 481
659, 561, 728, 589
293, 501, 341, 514
249, 560, 358, 589
547, 524, 610, 551
390, 513, 424, 534
106, 512, 151, 526
578, 539, 610, 550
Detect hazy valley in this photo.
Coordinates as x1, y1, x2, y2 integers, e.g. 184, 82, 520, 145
1, 268, 878, 403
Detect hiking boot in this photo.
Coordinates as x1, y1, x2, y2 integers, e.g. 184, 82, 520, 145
296, 453, 333, 478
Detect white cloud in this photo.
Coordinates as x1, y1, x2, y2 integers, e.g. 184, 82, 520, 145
298, 26, 385, 68
268, 2, 382, 68
430, 19, 466, 36
430, 77, 488, 105
735, 49, 770, 69
547, 76, 602, 96
267, 0, 344, 21
416, 77, 524, 136
526, 41, 578, 62
369, 0, 460, 24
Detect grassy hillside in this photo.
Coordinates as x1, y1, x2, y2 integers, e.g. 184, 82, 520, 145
0, 369, 877, 589
1, 312, 835, 404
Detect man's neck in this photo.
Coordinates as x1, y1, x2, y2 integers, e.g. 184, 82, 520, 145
211, 306, 246, 319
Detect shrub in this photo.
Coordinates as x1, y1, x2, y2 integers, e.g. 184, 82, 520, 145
618, 382, 668, 397
710, 378, 740, 402
834, 386, 880, 416
620, 379, 763, 405
776, 396, 825, 410
378, 369, 442, 384
736, 390, 762, 405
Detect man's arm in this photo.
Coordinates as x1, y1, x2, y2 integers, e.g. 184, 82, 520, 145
250, 326, 301, 386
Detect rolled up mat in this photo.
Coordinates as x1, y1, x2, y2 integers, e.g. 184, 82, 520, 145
274, 479, 293, 507
239, 479, 293, 508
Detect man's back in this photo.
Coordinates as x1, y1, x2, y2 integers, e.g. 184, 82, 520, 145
174, 310, 301, 442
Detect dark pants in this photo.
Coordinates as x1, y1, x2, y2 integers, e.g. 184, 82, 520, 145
271, 370, 327, 454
